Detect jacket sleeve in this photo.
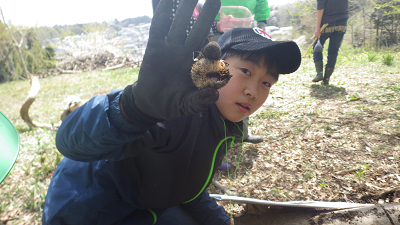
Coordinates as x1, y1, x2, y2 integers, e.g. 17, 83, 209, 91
181, 190, 231, 225
55, 89, 146, 162
254, 0, 270, 22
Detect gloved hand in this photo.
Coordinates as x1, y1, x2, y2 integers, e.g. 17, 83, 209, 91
121, 0, 222, 130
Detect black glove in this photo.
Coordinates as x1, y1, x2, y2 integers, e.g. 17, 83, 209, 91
121, 0, 224, 130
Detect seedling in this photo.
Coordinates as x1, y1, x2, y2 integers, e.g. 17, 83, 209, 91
318, 181, 327, 188
271, 189, 280, 196
354, 163, 370, 185
304, 172, 313, 179
346, 92, 360, 101
382, 54, 394, 66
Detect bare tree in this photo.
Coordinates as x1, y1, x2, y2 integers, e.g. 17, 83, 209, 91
0, 6, 56, 129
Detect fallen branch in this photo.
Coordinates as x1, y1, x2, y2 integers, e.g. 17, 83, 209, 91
212, 179, 232, 195
334, 168, 359, 175
20, 76, 58, 129
102, 58, 126, 71
56, 66, 83, 74
366, 182, 382, 189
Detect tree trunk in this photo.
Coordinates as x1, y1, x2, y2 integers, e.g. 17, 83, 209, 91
376, 19, 379, 49
363, 9, 366, 47
394, 14, 398, 45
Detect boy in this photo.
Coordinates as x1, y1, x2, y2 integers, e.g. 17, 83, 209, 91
42, 0, 301, 224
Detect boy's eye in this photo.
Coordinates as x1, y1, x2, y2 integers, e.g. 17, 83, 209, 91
262, 82, 272, 87
240, 68, 251, 76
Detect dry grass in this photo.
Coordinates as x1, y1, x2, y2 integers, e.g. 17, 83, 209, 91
210, 57, 400, 217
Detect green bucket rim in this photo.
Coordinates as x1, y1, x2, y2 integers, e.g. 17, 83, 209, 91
0, 111, 20, 184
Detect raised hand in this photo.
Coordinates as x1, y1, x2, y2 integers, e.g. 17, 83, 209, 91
120, 0, 224, 130
191, 41, 231, 89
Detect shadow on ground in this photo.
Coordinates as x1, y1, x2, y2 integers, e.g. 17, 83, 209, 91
310, 84, 348, 100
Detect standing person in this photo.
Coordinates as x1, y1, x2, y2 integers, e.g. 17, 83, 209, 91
42, 0, 301, 224
212, 0, 270, 40
220, 0, 270, 31
311, 0, 349, 85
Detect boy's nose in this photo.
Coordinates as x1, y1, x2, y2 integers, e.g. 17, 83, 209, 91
244, 84, 258, 99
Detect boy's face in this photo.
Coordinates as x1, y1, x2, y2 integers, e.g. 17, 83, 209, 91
215, 55, 277, 122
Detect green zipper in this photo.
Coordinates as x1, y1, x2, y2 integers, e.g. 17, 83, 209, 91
147, 209, 157, 225
183, 136, 235, 204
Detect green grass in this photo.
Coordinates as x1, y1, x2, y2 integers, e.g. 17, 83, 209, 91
0, 67, 138, 224
0, 68, 139, 128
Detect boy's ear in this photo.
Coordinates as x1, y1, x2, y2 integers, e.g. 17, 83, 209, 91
200, 41, 221, 60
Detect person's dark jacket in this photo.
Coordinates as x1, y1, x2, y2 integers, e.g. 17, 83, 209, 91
42, 89, 242, 224
317, 0, 349, 26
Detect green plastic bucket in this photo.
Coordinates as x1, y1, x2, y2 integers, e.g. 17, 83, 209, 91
0, 111, 20, 184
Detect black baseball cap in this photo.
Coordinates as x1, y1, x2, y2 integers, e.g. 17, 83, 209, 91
217, 28, 301, 74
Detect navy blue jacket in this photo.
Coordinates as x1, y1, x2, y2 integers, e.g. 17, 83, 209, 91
43, 89, 242, 225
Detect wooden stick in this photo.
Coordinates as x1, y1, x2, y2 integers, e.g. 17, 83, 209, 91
303, 37, 318, 58
334, 168, 359, 175
310, 23, 329, 40
102, 58, 127, 71
303, 23, 329, 58
212, 179, 232, 195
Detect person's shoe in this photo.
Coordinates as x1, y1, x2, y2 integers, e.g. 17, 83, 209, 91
219, 163, 232, 171
323, 67, 334, 86
312, 60, 324, 82
243, 135, 263, 143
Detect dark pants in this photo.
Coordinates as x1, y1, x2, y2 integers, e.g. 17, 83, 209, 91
117, 206, 199, 225
313, 30, 346, 68
156, 206, 199, 225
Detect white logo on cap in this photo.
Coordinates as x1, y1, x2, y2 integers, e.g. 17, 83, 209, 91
253, 28, 272, 40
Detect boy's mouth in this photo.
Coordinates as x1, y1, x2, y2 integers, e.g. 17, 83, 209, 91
236, 102, 251, 113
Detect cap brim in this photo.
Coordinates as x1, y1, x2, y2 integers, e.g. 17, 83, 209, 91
231, 41, 301, 74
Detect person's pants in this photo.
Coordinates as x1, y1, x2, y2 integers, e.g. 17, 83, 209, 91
118, 206, 199, 225
313, 30, 346, 68
155, 206, 199, 225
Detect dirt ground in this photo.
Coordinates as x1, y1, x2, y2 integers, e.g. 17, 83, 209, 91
208, 62, 400, 219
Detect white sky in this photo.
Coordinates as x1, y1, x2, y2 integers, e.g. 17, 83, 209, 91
1, 0, 296, 27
